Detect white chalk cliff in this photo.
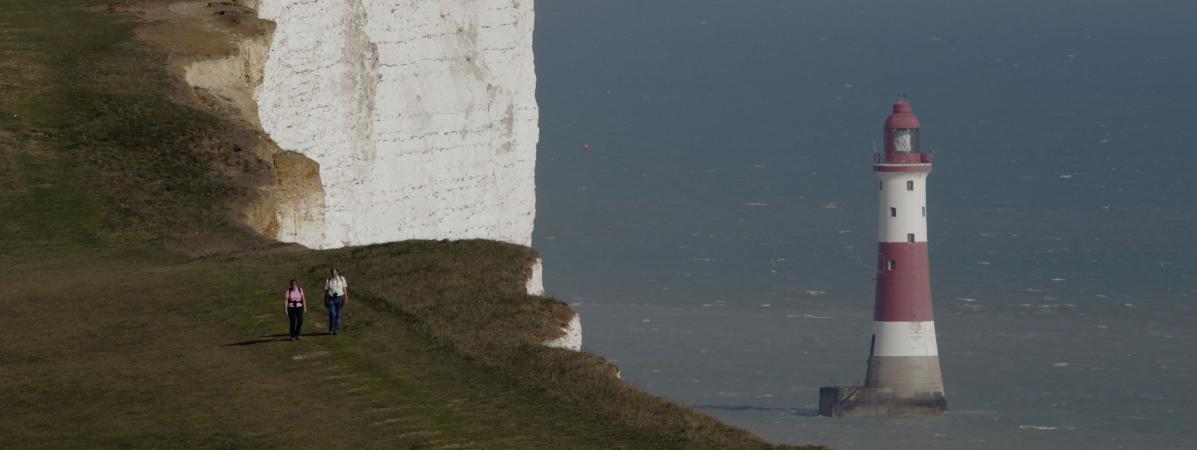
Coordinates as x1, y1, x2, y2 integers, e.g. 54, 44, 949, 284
544, 314, 582, 352
256, 0, 539, 251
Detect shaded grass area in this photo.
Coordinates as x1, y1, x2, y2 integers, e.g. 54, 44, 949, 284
0, 1, 826, 448
1, 0, 269, 257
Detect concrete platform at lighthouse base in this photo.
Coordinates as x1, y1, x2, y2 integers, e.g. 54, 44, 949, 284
818, 386, 946, 417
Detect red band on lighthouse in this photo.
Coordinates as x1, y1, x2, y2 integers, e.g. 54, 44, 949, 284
874, 242, 934, 322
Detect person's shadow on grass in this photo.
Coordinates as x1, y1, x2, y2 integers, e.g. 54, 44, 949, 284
223, 333, 326, 346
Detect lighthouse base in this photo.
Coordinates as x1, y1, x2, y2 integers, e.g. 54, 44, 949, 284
818, 386, 946, 417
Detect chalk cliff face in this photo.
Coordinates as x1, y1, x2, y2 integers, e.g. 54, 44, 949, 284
544, 314, 582, 351
256, 0, 539, 250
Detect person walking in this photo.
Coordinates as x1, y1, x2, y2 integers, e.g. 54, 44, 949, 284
284, 279, 307, 341
324, 268, 349, 335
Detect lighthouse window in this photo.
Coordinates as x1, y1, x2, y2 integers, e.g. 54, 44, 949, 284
906, 180, 914, 191
888, 259, 896, 271
880, 180, 883, 191
908, 233, 916, 243
922, 206, 926, 217
889, 207, 897, 217
893, 129, 915, 152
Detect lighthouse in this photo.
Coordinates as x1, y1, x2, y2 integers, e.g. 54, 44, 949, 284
819, 99, 947, 417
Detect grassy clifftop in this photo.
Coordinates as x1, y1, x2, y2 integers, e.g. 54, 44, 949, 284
0, 1, 825, 448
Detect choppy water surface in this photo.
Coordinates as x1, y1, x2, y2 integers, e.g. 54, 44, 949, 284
533, 1, 1197, 448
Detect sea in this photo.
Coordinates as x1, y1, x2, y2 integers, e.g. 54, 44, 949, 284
532, 1, 1197, 449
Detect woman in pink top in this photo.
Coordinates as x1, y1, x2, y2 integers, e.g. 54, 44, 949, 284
284, 279, 307, 341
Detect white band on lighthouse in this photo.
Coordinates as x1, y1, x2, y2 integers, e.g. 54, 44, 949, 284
877, 172, 929, 243
871, 321, 939, 357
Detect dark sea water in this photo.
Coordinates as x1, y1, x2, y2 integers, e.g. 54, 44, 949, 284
532, 1, 1197, 448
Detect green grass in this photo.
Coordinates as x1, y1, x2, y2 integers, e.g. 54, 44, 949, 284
0, 1, 826, 448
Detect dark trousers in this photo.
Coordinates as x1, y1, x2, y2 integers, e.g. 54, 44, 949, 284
326, 295, 344, 333
287, 307, 304, 338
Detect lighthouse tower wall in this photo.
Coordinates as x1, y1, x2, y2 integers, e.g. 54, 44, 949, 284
867, 166, 945, 404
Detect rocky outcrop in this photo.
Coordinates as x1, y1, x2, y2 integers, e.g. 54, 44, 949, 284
124, 0, 327, 245
544, 313, 582, 352
526, 257, 545, 296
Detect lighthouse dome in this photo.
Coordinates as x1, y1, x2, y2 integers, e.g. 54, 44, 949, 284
885, 101, 921, 130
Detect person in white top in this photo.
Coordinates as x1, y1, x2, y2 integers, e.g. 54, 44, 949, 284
324, 268, 349, 335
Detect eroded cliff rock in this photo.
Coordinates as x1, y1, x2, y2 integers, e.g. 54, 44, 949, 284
544, 313, 582, 351
257, 0, 539, 250
123, 0, 326, 246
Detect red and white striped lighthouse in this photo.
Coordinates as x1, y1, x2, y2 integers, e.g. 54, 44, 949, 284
820, 99, 946, 416
865, 99, 946, 409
